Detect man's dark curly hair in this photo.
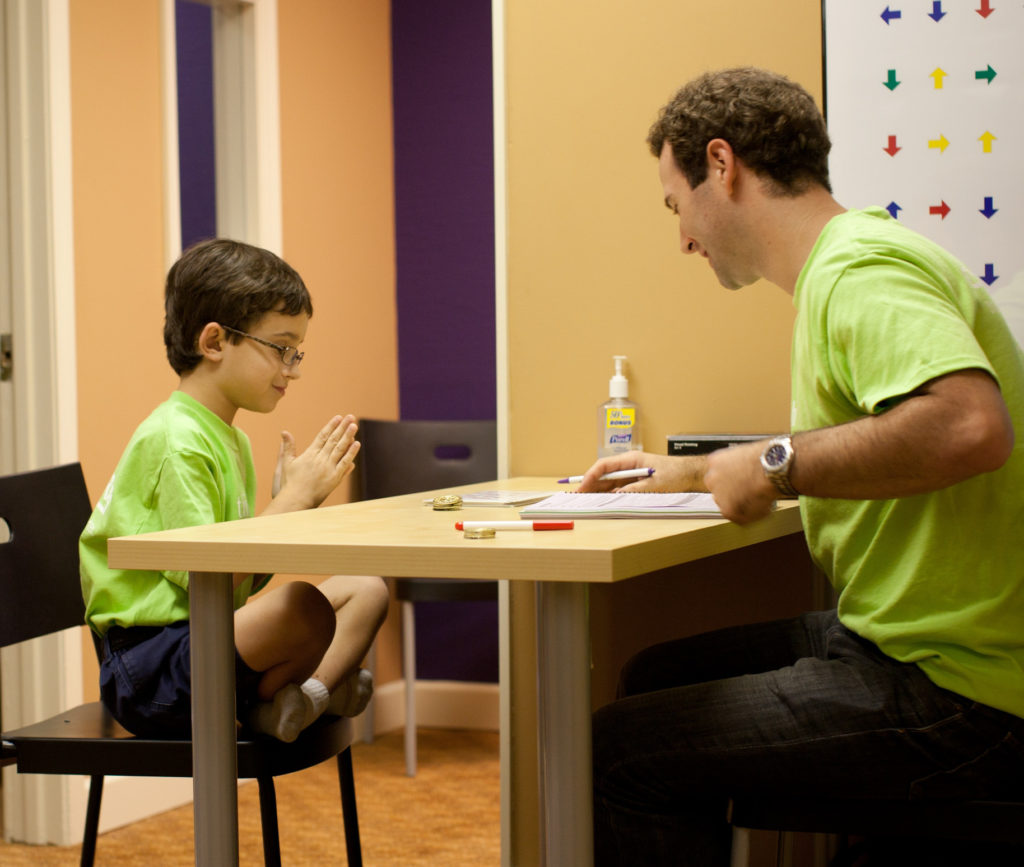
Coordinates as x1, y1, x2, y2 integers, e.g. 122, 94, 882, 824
164, 238, 313, 375
647, 67, 832, 196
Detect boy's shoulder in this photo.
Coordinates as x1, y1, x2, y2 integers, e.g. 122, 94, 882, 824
123, 391, 244, 461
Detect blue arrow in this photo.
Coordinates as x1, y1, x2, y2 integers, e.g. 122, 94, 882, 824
881, 6, 903, 24
928, 1, 946, 21
886, 201, 903, 220
981, 264, 998, 286
980, 196, 998, 218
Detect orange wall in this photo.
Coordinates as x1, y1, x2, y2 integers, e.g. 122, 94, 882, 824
69, 0, 399, 696
70, 0, 172, 505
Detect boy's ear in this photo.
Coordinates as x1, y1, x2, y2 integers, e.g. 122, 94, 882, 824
196, 322, 227, 362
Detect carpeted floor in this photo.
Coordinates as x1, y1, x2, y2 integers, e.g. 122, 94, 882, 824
0, 728, 500, 866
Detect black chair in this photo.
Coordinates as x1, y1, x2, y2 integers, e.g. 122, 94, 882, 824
358, 418, 498, 776
0, 463, 362, 867
728, 794, 1024, 867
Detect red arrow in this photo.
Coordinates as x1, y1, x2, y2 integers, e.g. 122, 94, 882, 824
929, 201, 951, 219
977, 0, 994, 18
883, 135, 901, 156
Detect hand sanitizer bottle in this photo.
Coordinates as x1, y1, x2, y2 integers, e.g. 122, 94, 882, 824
597, 355, 641, 457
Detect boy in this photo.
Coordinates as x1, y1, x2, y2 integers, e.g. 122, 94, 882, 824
81, 238, 389, 743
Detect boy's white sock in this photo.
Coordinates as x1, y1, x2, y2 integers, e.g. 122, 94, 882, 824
327, 668, 374, 717
248, 678, 330, 743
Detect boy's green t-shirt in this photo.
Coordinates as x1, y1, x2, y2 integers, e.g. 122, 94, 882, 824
793, 207, 1024, 718
81, 390, 267, 636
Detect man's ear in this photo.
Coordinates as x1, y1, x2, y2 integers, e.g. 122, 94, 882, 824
706, 138, 737, 195
195, 322, 227, 361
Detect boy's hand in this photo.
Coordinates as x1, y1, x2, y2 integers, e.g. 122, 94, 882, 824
270, 414, 360, 512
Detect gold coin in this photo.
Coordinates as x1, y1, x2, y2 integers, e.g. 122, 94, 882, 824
432, 494, 463, 511
463, 527, 496, 539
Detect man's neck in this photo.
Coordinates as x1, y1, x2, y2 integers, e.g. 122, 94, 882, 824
751, 186, 846, 295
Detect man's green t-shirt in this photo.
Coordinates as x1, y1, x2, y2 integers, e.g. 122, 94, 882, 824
81, 390, 267, 635
792, 207, 1024, 718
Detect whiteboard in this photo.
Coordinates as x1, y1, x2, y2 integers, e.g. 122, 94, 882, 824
823, 0, 1024, 345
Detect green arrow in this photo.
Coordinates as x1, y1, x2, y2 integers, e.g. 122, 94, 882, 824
975, 65, 996, 84
884, 69, 901, 90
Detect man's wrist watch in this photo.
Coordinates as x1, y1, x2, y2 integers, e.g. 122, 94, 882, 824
760, 435, 799, 497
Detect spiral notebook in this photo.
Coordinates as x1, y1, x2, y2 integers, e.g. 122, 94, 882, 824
519, 491, 722, 518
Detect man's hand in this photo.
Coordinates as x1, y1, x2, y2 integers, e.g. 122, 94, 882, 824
268, 414, 360, 513
575, 451, 707, 493
703, 441, 778, 524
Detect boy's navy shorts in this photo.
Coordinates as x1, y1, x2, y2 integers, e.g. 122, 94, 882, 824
98, 621, 263, 739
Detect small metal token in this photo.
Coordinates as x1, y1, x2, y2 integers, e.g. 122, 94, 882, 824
432, 494, 463, 511
463, 526, 496, 539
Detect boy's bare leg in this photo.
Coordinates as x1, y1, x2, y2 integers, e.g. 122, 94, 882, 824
234, 580, 336, 699
310, 574, 389, 692
234, 581, 335, 741
235, 574, 387, 741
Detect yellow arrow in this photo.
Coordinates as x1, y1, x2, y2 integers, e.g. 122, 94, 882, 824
928, 135, 950, 153
979, 131, 996, 153
931, 67, 947, 89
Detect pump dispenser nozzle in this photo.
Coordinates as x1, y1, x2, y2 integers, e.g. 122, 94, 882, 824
609, 355, 629, 399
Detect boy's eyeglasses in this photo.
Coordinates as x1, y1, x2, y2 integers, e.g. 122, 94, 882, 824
220, 325, 304, 368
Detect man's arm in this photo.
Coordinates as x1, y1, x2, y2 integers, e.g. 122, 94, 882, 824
706, 368, 1015, 524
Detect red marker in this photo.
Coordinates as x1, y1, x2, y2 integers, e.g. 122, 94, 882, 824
455, 521, 574, 531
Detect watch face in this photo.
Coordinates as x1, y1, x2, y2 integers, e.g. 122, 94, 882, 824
765, 443, 787, 468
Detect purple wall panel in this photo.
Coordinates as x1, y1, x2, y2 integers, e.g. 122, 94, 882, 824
175, 1, 217, 249
392, 0, 496, 421
392, 0, 498, 683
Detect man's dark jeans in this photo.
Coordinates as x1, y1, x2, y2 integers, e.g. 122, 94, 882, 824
592, 610, 1024, 865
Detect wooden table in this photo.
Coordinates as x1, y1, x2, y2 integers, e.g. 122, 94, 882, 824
108, 477, 803, 866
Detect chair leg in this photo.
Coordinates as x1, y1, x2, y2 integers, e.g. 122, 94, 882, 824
402, 599, 417, 776
256, 775, 282, 867
362, 638, 377, 744
777, 830, 794, 867
730, 826, 751, 867
79, 774, 103, 867
337, 747, 363, 867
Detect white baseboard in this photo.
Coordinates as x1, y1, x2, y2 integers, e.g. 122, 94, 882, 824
352, 678, 499, 741
69, 775, 196, 838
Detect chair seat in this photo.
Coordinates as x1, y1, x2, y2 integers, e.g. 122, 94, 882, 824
728, 795, 1024, 844
4, 700, 355, 780
394, 577, 498, 603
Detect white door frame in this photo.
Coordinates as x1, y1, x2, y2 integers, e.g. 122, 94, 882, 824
1, 0, 83, 846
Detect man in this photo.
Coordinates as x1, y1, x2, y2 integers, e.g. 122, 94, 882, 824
583, 68, 1024, 865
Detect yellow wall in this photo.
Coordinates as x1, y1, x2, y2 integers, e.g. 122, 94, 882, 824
506, 0, 824, 475
69, 0, 399, 697
503, 2, 824, 859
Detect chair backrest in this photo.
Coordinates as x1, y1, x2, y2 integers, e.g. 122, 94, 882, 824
358, 419, 498, 499
0, 463, 93, 648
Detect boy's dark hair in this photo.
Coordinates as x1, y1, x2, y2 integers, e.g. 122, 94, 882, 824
164, 238, 313, 375
647, 67, 832, 196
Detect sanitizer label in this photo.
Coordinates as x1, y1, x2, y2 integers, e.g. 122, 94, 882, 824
605, 407, 635, 429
